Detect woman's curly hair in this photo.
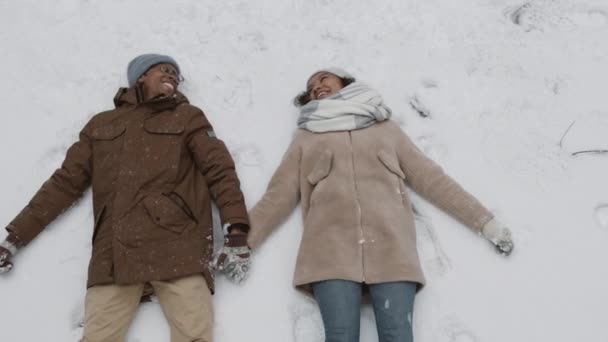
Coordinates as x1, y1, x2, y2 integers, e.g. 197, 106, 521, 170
293, 76, 356, 107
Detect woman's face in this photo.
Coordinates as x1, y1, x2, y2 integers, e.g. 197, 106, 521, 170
306, 72, 344, 100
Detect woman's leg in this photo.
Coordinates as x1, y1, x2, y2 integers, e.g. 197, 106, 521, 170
312, 279, 362, 342
368, 281, 417, 342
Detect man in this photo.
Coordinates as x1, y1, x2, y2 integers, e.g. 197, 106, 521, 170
0, 54, 250, 342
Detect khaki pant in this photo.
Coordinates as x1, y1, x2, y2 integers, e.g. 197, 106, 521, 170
81, 274, 212, 342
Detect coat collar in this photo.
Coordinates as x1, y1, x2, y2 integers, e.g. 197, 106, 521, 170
113, 86, 190, 112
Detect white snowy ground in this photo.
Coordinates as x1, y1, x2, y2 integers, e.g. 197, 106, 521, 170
1, 0, 607, 341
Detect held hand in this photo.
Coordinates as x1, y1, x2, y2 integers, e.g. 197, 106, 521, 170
0, 246, 13, 273
482, 218, 514, 256
0, 233, 20, 274
212, 232, 251, 284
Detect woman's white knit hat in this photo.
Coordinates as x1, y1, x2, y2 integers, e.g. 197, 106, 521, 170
306, 67, 354, 85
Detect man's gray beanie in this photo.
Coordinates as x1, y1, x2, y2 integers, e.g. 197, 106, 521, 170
127, 54, 181, 87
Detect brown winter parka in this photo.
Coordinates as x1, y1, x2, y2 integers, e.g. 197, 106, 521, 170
6, 87, 249, 292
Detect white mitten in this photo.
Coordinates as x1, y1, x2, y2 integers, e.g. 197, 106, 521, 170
481, 218, 514, 256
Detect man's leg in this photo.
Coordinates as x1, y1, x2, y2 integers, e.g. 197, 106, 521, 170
368, 281, 417, 342
81, 283, 144, 342
151, 274, 213, 342
311, 279, 362, 342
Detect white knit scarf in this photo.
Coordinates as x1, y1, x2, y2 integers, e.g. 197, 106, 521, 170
297, 82, 392, 133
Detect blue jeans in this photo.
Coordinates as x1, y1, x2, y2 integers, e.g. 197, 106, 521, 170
312, 280, 416, 342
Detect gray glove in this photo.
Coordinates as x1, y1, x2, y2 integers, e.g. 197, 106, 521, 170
212, 233, 251, 284
482, 218, 514, 256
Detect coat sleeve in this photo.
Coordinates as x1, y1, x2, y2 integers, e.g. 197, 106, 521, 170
6, 127, 93, 245
247, 134, 302, 250
186, 110, 249, 227
395, 129, 493, 232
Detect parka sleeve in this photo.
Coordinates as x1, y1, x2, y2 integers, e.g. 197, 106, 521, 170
247, 134, 302, 250
6, 127, 93, 245
396, 129, 494, 232
186, 110, 249, 227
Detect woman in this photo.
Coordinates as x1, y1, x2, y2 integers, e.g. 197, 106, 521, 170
246, 68, 514, 342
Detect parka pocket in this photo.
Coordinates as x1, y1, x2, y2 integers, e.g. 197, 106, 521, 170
91, 124, 126, 178
307, 150, 333, 185
163, 191, 197, 223
377, 150, 406, 180
142, 116, 185, 179
143, 194, 195, 234
143, 116, 185, 135
92, 124, 127, 140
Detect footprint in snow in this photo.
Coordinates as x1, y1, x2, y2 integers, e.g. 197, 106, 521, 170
69, 300, 85, 341
416, 134, 447, 162
504, 1, 607, 31
69, 328, 83, 342
409, 81, 439, 119
593, 204, 608, 231
569, 9, 608, 28
414, 211, 452, 276
439, 316, 479, 342
230, 144, 262, 167
292, 301, 324, 342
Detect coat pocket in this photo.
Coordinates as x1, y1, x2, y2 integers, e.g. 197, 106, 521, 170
92, 124, 127, 140
307, 150, 333, 185
377, 150, 406, 179
378, 150, 412, 209
143, 194, 195, 234
142, 116, 185, 178
91, 124, 126, 177
163, 191, 197, 224
143, 115, 185, 135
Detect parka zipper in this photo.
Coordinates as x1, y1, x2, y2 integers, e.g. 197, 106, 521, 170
348, 131, 365, 282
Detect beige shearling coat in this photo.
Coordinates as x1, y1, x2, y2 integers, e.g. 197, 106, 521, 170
248, 120, 493, 292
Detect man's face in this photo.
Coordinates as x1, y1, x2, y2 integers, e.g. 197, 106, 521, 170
138, 63, 180, 100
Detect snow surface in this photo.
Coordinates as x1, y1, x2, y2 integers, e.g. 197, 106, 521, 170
1, 0, 608, 341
